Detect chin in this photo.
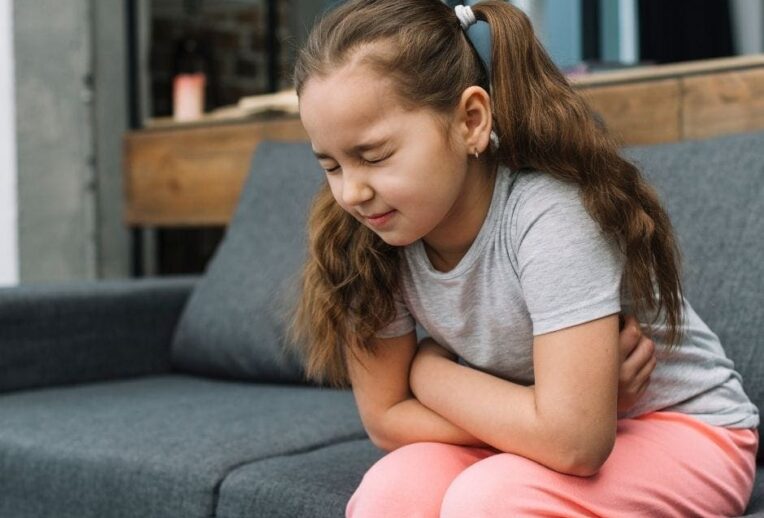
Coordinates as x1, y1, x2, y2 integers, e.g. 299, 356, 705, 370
375, 231, 416, 248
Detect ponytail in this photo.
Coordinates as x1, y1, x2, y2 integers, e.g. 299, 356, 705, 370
474, 0, 685, 346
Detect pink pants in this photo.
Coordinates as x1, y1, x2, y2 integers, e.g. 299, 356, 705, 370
346, 411, 758, 517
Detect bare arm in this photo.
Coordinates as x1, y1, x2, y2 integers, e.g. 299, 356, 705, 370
346, 330, 491, 451
410, 315, 621, 477
376, 397, 492, 451
351, 316, 655, 454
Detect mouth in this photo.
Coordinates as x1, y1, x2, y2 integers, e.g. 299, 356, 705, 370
364, 210, 394, 219
364, 210, 396, 228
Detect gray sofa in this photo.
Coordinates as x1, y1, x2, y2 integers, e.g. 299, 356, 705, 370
1, 129, 762, 517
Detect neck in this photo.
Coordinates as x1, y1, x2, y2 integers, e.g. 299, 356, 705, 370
422, 158, 499, 272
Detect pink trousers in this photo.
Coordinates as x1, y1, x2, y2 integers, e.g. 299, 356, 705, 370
346, 411, 758, 517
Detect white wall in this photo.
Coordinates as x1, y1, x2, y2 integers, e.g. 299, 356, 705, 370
617, 0, 639, 64
0, 0, 18, 286
601, 0, 639, 64
510, 0, 582, 69
730, 0, 764, 54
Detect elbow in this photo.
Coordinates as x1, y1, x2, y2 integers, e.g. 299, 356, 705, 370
561, 446, 613, 477
542, 415, 616, 477
559, 433, 616, 477
365, 414, 399, 453
368, 431, 397, 452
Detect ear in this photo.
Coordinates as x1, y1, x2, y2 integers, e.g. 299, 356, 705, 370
456, 86, 493, 155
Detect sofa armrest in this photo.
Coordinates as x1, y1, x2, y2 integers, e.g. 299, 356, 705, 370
0, 275, 199, 394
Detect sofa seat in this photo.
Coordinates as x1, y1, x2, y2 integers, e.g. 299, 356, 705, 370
747, 469, 764, 516
0, 374, 366, 518
216, 438, 383, 518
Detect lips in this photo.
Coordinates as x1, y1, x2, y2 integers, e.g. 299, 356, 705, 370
363, 209, 396, 228
364, 210, 394, 219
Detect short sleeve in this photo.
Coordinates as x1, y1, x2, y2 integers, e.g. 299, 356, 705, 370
512, 176, 626, 336
373, 288, 416, 339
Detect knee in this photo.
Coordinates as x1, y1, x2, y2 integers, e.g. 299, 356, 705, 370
440, 454, 556, 517
346, 442, 458, 518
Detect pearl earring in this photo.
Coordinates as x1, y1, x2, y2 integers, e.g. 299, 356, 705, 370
473, 149, 479, 159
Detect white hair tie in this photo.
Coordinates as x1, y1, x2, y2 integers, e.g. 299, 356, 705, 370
454, 4, 477, 30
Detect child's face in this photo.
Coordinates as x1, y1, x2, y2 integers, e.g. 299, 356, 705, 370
299, 62, 471, 247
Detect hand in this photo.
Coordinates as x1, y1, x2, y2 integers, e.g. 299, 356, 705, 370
409, 337, 457, 398
616, 314, 657, 412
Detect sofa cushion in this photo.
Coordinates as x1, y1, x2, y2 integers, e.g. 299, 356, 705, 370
170, 142, 325, 383
622, 130, 764, 422
215, 438, 383, 518
745, 467, 764, 516
0, 374, 364, 518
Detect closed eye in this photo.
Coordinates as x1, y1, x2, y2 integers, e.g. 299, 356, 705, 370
324, 154, 391, 174
361, 156, 388, 166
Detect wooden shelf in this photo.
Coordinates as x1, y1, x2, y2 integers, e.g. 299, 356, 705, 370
124, 54, 764, 227
124, 116, 307, 226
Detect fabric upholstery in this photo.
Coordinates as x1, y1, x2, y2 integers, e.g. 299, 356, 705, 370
746, 467, 764, 516
170, 142, 325, 384
216, 439, 383, 518
0, 276, 197, 394
623, 130, 764, 427
0, 374, 365, 518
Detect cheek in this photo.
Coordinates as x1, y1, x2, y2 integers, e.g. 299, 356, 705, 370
326, 177, 345, 208
397, 176, 449, 211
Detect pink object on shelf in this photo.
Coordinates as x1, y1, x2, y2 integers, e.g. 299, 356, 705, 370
173, 73, 206, 121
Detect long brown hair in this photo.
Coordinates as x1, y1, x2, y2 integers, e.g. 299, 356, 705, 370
287, 0, 685, 388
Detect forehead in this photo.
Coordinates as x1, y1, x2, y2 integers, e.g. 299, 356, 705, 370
299, 62, 402, 141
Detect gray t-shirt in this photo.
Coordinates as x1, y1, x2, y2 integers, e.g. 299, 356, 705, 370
375, 165, 759, 429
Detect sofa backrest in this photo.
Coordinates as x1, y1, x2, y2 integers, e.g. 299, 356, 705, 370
170, 142, 324, 384
623, 130, 764, 413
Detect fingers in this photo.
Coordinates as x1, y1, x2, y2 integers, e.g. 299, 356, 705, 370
618, 314, 642, 360
627, 354, 656, 404
632, 349, 657, 391
617, 337, 657, 412
620, 334, 656, 381
621, 374, 650, 412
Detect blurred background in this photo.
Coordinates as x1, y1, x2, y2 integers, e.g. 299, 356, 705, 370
0, 0, 762, 286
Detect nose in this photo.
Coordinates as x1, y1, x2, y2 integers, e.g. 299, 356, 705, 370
341, 170, 374, 207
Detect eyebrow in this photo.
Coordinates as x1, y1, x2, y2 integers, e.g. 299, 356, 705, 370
312, 139, 388, 160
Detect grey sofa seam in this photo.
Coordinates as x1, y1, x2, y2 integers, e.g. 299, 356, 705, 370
209, 431, 369, 518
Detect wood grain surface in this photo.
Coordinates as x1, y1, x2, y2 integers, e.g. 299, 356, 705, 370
124, 55, 764, 226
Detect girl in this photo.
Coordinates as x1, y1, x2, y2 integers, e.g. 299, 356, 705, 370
288, 0, 760, 515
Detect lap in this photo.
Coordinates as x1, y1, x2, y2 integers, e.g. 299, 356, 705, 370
347, 411, 758, 518
441, 411, 758, 517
